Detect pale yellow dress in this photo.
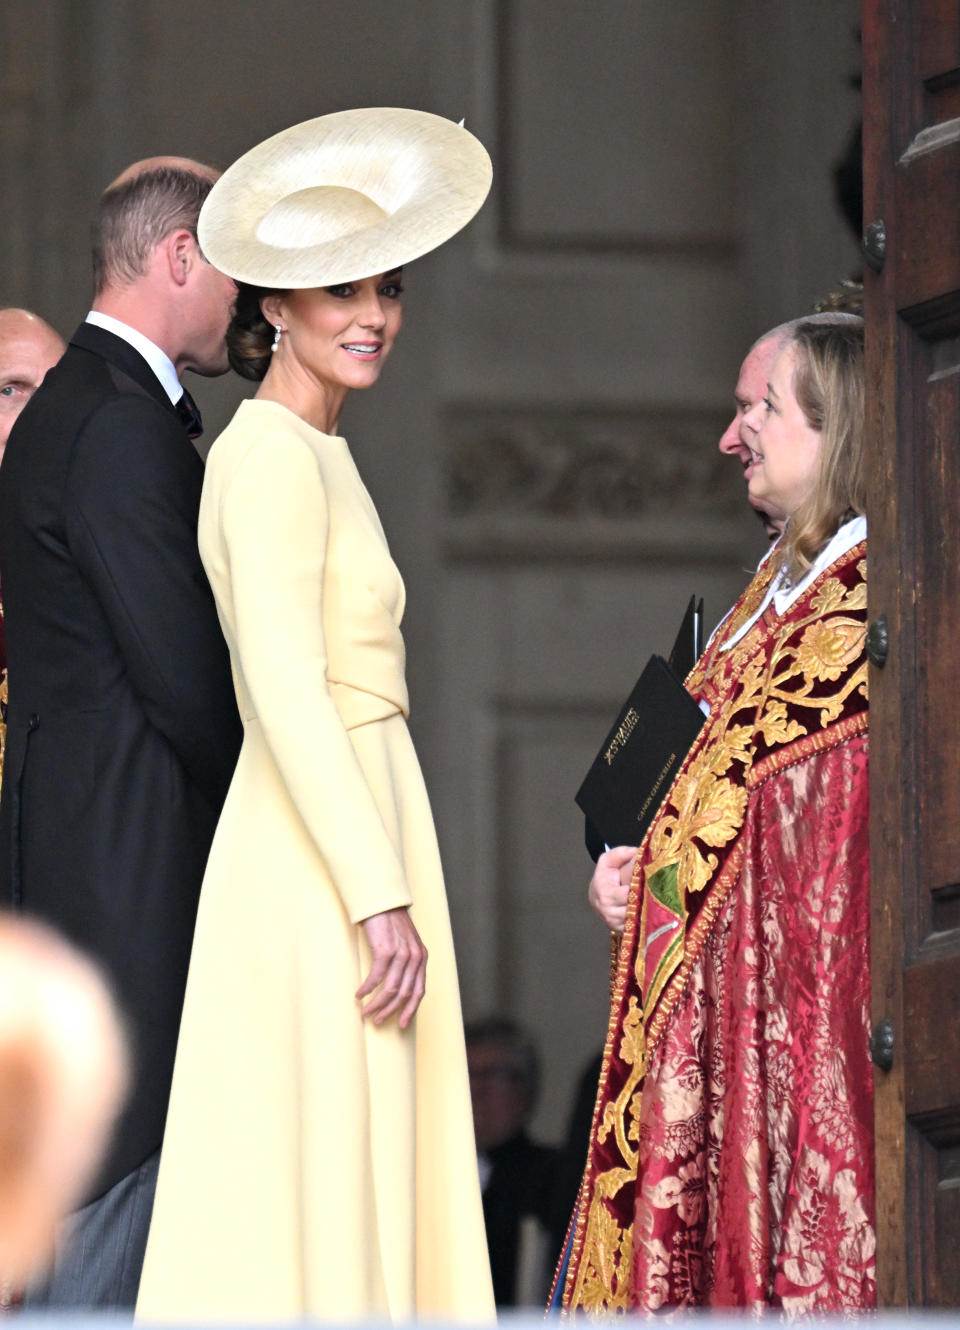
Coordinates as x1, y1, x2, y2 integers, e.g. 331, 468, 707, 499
136, 399, 493, 1322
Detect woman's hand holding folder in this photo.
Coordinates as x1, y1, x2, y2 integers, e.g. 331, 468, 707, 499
588, 845, 637, 933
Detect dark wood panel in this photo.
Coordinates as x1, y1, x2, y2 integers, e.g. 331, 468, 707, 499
903, 958, 960, 1122
914, 0, 960, 86
864, 0, 960, 1305
934, 1143, 960, 1305
931, 887, 960, 936
912, 335, 960, 900
893, 142, 960, 310
908, 1130, 960, 1306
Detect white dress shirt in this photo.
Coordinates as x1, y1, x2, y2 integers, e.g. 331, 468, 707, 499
85, 311, 184, 406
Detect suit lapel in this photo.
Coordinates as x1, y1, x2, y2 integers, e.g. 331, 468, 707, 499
69, 322, 179, 420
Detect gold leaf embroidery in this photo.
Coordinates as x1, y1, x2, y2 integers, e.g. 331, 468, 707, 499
809, 575, 848, 616
757, 698, 807, 747
619, 995, 647, 1070
627, 1089, 644, 1143
795, 618, 867, 683
723, 724, 754, 759
687, 775, 749, 850
598, 1100, 617, 1146
576, 1183, 634, 1313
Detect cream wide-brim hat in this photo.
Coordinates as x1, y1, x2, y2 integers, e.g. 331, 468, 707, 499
198, 107, 492, 289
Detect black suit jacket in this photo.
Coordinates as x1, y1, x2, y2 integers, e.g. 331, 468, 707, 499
482, 1132, 560, 1306
0, 323, 242, 1200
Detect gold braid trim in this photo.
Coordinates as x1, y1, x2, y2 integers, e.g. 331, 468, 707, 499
747, 708, 868, 790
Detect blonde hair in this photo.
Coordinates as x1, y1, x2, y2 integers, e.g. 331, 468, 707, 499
779, 320, 865, 585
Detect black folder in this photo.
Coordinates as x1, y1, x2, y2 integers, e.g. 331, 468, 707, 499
577, 598, 706, 859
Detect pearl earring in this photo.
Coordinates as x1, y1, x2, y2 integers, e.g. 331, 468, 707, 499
271, 324, 283, 353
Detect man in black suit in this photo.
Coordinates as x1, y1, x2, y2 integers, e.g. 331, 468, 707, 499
0, 156, 243, 1309
0, 309, 66, 796
466, 1018, 561, 1307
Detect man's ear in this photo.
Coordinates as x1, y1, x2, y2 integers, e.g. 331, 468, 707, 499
165, 229, 198, 288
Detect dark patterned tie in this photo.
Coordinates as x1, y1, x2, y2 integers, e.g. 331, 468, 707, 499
175, 387, 203, 441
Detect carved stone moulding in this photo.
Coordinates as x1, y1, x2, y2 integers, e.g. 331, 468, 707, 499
443, 402, 753, 563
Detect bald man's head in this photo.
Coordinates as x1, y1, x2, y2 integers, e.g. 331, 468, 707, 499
106, 155, 218, 193
92, 156, 220, 296
0, 309, 65, 458
750, 311, 863, 359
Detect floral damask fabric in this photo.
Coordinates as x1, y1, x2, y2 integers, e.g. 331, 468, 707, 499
558, 540, 874, 1314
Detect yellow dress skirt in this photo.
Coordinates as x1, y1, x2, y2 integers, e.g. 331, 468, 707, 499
136, 400, 493, 1322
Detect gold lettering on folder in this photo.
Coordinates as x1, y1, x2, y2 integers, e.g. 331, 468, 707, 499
637, 752, 677, 822
603, 708, 640, 765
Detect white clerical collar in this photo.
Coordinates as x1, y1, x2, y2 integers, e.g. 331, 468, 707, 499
85, 311, 183, 406
720, 514, 867, 653
771, 514, 866, 615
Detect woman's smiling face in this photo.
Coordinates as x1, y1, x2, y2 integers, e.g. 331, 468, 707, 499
745, 344, 822, 521
265, 270, 404, 395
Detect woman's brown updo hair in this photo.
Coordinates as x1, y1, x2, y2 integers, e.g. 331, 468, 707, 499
227, 282, 286, 382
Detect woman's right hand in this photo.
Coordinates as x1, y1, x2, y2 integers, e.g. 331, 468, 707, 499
588, 845, 637, 933
357, 906, 427, 1029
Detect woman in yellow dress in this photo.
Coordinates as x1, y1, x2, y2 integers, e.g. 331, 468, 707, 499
136, 109, 495, 1322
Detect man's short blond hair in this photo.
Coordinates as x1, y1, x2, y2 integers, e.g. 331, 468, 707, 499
92, 162, 216, 296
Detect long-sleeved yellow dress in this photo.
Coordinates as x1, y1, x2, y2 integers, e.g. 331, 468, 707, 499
136, 399, 493, 1322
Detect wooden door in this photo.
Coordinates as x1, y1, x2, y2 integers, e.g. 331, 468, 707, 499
862, 0, 960, 1306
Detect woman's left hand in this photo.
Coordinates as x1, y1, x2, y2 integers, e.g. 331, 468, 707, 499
357, 907, 428, 1029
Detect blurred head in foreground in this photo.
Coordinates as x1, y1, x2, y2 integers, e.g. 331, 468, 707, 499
0, 916, 128, 1285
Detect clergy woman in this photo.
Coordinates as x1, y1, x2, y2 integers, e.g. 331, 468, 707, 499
556, 319, 874, 1313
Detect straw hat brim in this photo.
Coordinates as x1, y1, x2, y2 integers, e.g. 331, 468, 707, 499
198, 107, 492, 289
